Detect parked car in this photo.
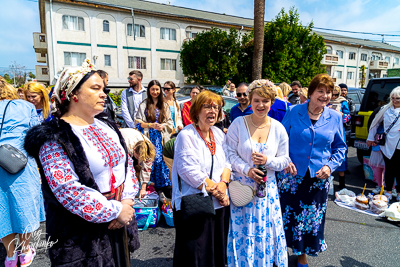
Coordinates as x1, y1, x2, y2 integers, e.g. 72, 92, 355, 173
352, 77, 400, 162
347, 87, 365, 114
178, 85, 224, 96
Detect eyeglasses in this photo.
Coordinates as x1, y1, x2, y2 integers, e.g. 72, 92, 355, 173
127, 77, 134, 81
332, 94, 339, 97
391, 97, 400, 101
236, 93, 247, 97
163, 87, 172, 91
202, 104, 221, 111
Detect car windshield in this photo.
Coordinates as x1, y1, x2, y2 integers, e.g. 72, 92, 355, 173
223, 99, 237, 114
365, 82, 399, 111
347, 92, 359, 104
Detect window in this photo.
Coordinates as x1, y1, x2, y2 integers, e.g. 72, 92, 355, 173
349, 52, 356, 60
161, 58, 177, 70
62, 15, 84, 31
347, 71, 354, 79
160, 28, 176, 40
103, 20, 109, 32
326, 47, 332, 54
40, 53, 46, 58
127, 24, 145, 37
64, 52, 86, 66
385, 56, 390, 63
336, 50, 343, 59
128, 56, 146, 69
361, 53, 367, 61
104, 55, 111, 66
39, 35, 46, 42
371, 54, 381, 60
395, 58, 399, 65
42, 68, 48, 75
335, 70, 342, 79
186, 31, 197, 39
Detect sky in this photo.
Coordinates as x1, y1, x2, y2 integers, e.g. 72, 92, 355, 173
1, 0, 400, 75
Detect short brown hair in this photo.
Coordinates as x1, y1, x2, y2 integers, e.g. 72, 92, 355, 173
308, 74, 334, 98
190, 91, 223, 124
128, 70, 143, 80
249, 86, 276, 105
291, 81, 302, 88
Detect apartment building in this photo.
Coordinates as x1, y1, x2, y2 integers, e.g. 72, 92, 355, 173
33, 0, 400, 87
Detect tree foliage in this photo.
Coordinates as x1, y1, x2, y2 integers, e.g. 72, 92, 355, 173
180, 27, 242, 85
181, 7, 327, 86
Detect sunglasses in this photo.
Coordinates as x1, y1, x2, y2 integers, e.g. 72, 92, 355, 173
236, 93, 247, 97
332, 94, 339, 97
163, 87, 173, 91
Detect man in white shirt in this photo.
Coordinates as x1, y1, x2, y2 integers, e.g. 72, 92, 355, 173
120, 70, 147, 128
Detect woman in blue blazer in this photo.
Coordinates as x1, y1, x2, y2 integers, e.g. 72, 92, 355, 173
277, 74, 346, 267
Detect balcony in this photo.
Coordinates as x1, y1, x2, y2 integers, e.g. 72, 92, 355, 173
322, 54, 339, 65
33, 32, 47, 53
36, 52, 47, 63
370, 60, 389, 70
35, 65, 50, 82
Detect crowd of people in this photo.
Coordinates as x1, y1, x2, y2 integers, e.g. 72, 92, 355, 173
1, 59, 400, 267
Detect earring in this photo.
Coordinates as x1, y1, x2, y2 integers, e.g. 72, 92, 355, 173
73, 96, 78, 103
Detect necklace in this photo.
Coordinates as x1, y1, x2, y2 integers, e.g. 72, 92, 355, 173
307, 107, 323, 116
249, 115, 269, 129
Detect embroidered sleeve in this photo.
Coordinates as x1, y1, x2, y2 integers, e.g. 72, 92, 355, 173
121, 156, 139, 200
39, 141, 123, 223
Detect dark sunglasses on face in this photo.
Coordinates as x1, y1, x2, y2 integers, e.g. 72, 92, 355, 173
163, 87, 173, 91
237, 93, 247, 97
332, 94, 339, 97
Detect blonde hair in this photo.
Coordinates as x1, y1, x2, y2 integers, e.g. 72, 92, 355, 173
0, 80, 19, 100
275, 86, 284, 100
299, 88, 308, 98
133, 140, 156, 163
279, 82, 291, 97
24, 82, 50, 119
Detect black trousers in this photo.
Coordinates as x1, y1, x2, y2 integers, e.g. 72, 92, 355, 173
173, 206, 230, 267
382, 149, 400, 192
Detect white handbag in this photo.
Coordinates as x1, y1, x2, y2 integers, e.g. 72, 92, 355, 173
229, 180, 255, 207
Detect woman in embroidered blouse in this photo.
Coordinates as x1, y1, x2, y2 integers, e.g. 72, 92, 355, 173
172, 90, 231, 267
25, 60, 139, 267
278, 74, 346, 267
163, 81, 183, 132
135, 80, 174, 198
182, 86, 200, 126
24, 82, 52, 123
329, 85, 351, 189
224, 80, 290, 267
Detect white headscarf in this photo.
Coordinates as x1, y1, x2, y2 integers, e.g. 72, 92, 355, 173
53, 58, 96, 103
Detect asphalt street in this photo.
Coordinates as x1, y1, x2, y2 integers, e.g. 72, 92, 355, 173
1, 148, 399, 267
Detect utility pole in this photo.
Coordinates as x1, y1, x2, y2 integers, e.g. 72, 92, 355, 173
11, 63, 16, 86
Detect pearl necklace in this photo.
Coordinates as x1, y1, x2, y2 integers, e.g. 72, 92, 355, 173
249, 115, 269, 129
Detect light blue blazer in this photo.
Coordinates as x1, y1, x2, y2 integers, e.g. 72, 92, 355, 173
281, 103, 347, 178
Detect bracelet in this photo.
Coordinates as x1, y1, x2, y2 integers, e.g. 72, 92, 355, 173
148, 123, 151, 128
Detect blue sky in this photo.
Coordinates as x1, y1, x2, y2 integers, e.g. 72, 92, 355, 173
1, 0, 400, 75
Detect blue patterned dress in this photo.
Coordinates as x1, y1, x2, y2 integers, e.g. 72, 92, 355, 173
225, 118, 289, 267
136, 109, 171, 189
277, 171, 329, 256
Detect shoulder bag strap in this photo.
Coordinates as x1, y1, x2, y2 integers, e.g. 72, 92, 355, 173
385, 112, 400, 134
0, 100, 13, 139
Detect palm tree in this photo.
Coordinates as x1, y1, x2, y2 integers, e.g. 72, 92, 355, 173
252, 0, 265, 81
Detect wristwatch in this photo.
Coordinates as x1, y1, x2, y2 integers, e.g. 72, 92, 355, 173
222, 180, 229, 188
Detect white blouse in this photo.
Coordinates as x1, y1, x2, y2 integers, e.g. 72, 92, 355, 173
39, 119, 139, 223
172, 124, 231, 211
224, 116, 290, 179
367, 106, 400, 159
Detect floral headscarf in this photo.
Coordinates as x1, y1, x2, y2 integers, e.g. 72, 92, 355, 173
53, 58, 96, 104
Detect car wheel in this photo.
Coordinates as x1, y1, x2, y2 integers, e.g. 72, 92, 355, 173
357, 148, 370, 164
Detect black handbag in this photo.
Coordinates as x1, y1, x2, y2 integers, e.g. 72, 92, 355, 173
374, 112, 400, 146
179, 154, 215, 221
0, 101, 28, 174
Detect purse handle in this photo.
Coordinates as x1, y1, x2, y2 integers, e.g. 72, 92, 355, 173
384, 111, 400, 135
0, 100, 13, 139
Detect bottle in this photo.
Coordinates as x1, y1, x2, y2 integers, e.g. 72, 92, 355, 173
255, 165, 268, 198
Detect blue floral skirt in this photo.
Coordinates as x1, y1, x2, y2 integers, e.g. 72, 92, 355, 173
277, 170, 329, 257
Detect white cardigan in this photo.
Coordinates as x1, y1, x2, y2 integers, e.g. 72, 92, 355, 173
172, 124, 231, 210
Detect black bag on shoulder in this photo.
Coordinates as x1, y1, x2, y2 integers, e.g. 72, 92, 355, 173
179, 155, 215, 221
0, 101, 28, 174
374, 112, 400, 146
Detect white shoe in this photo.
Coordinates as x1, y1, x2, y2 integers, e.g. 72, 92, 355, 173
392, 189, 398, 197
384, 192, 393, 201
372, 186, 381, 194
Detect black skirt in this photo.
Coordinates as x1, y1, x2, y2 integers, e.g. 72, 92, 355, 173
173, 206, 230, 267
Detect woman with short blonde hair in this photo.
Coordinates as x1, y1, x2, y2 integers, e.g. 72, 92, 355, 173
24, 82, 51, 122
279, 82, 291, 100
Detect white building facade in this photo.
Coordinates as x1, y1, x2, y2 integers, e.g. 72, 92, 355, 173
34, 0, 400, 88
